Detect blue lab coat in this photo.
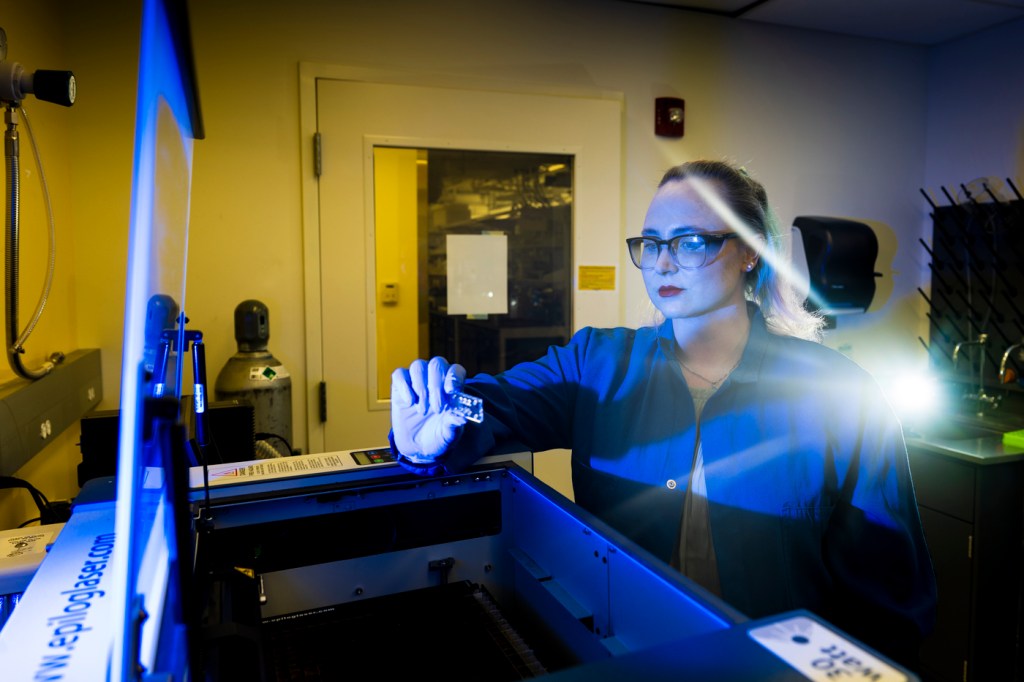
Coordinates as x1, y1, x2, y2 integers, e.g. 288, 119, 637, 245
404, 306, 937, 661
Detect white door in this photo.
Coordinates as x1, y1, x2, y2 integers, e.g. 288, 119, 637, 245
300, 66, 623, 497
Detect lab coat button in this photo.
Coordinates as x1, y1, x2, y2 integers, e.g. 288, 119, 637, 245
666, 479, 677, 490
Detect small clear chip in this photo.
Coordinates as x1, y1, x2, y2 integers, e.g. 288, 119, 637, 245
448, 391, 484, 423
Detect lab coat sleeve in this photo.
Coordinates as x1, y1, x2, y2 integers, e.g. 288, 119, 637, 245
821, 373, 938, 667
396, 327, 592, 475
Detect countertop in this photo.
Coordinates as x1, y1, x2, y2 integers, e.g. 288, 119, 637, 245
905, 433, 1024, 464
904, 413, 1024, 465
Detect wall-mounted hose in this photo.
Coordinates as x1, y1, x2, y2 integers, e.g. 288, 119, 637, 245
5, 104, 60, 380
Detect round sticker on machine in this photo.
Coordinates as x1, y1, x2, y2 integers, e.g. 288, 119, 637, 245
249, 366, 291, 381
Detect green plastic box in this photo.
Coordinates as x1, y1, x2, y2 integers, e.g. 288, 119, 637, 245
1003, 429, 1024, 449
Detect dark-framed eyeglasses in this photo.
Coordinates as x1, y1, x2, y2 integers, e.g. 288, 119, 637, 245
626, 233, 739, 270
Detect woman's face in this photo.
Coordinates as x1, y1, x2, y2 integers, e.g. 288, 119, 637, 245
639, 179, 756, 322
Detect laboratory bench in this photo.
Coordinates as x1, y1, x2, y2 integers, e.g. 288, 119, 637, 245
904, 412, 1024, 682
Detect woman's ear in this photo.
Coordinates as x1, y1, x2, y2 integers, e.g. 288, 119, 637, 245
741, 244, 760, 272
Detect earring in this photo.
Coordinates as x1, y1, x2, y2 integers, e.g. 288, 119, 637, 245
745, 262, 754, 272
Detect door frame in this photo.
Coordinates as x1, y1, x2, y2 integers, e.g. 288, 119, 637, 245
298, 63, 624, 456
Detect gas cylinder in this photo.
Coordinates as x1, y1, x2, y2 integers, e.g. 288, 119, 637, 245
214, 300, 293, 456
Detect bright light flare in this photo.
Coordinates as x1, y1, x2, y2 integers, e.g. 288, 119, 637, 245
883, 371, 945, 421
687, 176, 826, 311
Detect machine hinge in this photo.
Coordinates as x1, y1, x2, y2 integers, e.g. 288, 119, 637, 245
967, 534, 972, 559
319, 381, 327, 423
313, 131, 322, 178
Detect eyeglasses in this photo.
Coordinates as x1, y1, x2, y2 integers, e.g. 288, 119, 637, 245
626, 233, 739, 270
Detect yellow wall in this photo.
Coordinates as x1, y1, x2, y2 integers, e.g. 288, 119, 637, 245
0, 3, 79, 388
373, 147, 421, 398
0, 1, 93, 529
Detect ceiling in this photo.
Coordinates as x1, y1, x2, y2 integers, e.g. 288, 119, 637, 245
614, 0, 1024, 45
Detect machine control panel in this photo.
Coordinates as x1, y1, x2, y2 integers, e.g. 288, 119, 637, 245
350, 447, 395, 466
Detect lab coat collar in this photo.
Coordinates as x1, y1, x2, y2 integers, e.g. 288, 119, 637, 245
655, 301, 770, 387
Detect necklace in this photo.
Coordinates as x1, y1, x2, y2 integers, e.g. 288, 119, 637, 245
677, 355, 741, 390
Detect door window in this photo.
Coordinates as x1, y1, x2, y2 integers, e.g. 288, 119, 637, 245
374, 147, 573, 399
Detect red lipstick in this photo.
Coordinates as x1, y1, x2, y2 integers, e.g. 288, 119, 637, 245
658, 286, 683, 297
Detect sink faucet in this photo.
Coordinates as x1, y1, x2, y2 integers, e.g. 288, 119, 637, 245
953, 333, 988, 371
999, 340, 1023, 385
952, 334, 1000, 416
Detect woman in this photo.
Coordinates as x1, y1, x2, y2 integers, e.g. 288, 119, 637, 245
390, 159, 936, 665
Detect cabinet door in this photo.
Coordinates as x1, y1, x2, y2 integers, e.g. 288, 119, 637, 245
917, 505, 972, 682
907, 448, 975, 522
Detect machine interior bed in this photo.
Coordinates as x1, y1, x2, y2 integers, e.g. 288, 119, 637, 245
193, 459, 736, 681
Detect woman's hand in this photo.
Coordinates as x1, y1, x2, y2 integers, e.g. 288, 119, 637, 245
390, 357, 468, 462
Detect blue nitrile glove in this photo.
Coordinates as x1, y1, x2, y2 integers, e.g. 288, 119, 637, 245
391, 357, 468, 463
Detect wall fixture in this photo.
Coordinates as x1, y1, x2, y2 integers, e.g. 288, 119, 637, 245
655, 97, 684, 138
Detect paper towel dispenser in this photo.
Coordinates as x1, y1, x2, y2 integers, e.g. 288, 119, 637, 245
792, 216, 880, 315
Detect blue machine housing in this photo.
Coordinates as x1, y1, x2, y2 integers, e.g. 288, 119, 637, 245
185, 452, 918, 681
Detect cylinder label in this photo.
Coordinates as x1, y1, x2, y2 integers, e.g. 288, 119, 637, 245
248, 365, 290, 381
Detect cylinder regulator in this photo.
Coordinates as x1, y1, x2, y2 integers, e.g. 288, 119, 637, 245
214, 300, 293, 457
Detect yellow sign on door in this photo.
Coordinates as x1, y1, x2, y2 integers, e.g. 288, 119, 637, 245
578, 265, 616, 291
